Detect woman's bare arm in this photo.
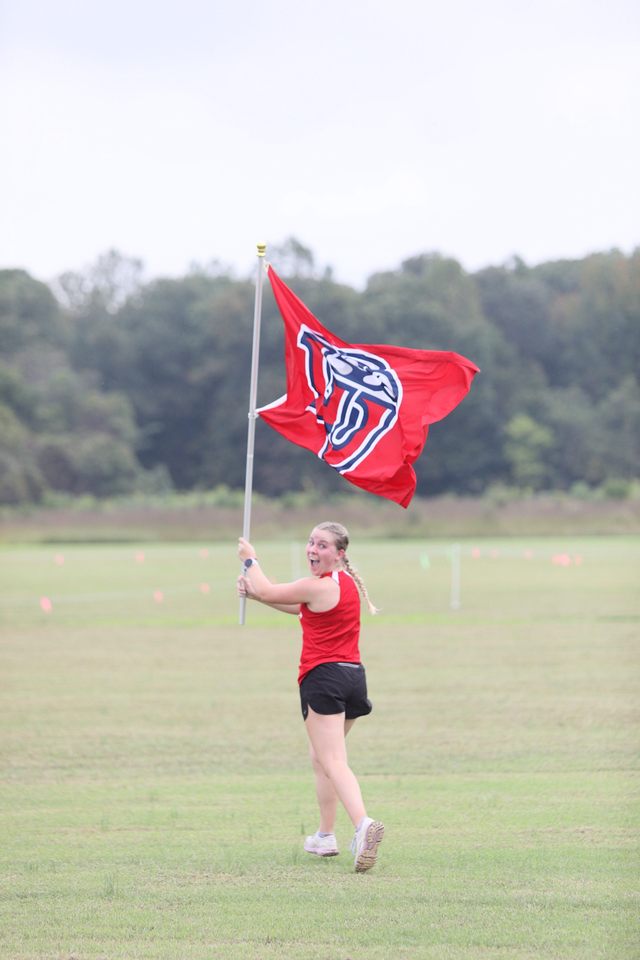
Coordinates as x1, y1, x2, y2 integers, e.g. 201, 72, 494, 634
237, 575, 300, 615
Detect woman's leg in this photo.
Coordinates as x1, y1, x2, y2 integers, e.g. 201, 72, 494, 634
305, 709, 366, 828
308, 717, 357, 833
309, 744, 338, 833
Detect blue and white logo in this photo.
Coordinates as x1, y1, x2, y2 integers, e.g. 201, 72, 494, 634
297, 325, 403, 474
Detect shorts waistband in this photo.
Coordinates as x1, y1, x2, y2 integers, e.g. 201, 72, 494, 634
336, 662, 362, 668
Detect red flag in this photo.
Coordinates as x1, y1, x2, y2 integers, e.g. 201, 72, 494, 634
258, 266, 479, 508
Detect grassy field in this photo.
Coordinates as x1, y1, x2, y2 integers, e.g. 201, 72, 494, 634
1, 536, 638, 959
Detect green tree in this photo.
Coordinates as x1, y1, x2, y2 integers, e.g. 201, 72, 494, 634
0, 404, 44, 503
3, 245, 639, 503
598, 376, 640, 479
533, 387, 601, 487
504, 413, 554, 489
0, 269, 67, 354
268, 237, 317, 278
56, 249, 144, 314
108, 275, 255, 488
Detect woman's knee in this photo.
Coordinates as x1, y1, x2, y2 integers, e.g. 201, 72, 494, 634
309, 743, 331, 775
316, 752, 351, 782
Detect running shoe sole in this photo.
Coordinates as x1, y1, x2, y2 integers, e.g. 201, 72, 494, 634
354, 820, 384, 872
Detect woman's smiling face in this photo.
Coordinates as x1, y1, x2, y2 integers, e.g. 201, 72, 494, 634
306, 527, 344, 577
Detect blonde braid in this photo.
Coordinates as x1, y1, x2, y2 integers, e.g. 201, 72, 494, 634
315, 520, 380, 615
342, 555, 380, 616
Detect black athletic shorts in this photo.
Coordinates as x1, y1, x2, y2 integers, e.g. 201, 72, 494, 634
299, 661, 373, 721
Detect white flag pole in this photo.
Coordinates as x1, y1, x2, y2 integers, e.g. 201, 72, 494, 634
239, 242, 267, 625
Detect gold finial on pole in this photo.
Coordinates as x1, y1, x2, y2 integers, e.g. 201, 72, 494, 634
257, 242, 267, 257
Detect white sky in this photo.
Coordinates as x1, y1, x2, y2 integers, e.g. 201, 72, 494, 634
1, 0, 639, 289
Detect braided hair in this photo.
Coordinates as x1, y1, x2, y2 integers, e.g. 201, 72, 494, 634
316, 521, 379, 615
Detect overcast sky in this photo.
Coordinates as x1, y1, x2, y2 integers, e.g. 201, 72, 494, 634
2, 0, 639, 289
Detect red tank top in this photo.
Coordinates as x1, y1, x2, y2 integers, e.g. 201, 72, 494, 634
298, 569, 361, 683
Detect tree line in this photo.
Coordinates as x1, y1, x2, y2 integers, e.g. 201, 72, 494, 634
1, 240, 638, 506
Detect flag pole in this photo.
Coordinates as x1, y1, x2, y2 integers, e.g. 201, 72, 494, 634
239, 242, 267, 625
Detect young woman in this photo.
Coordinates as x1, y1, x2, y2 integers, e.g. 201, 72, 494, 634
237, 521, 384, 873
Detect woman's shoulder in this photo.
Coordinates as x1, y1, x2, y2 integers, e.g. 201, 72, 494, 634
301, 574, 340, 594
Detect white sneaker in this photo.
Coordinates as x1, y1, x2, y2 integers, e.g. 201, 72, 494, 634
351, 817, 384, 872
303, 832, 339, 857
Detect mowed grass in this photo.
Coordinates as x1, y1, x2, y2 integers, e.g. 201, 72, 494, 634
0, 536, 638, 960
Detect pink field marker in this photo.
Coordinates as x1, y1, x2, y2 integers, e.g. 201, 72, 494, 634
40, 596, 53, 613
471, 547, 481, 559
199, 583, 211, 594
552, 553, 572, 566
135, 551, 145, 563
153, 590, 164, 603
54, 554, 65, 566
199, 548, 209, 559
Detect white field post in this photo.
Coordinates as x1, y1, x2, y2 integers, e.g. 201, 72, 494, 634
450, 542, 461, 610
290, 541, 302, 579
239, 243, 267, 625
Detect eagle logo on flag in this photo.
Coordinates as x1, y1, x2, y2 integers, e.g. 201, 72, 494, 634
297, 326, 403, 474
